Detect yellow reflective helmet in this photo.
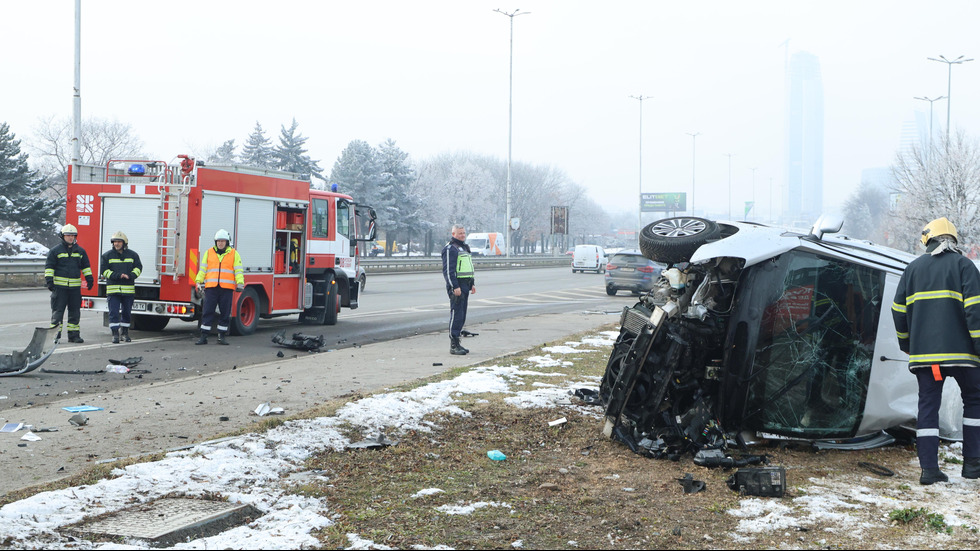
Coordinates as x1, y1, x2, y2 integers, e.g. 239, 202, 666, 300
110, 231, 128, 244
921, 217, 958, 246
60, 224, 78, 236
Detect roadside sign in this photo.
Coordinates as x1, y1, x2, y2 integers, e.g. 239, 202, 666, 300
640, 192, 686, 213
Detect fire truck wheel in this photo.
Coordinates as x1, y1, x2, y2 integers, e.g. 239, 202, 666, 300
323, 279, 339, 326
131, 314, 170, 332
230, 287, 260, 336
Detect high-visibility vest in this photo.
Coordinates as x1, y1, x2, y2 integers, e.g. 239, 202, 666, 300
201, 247, 243, 289
456, 251, 475, 279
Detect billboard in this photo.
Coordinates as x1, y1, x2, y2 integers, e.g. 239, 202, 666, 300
551, 206, 569, 235
640, 192, 687, 213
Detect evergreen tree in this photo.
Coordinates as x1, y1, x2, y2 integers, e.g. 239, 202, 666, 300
329, 140, 383, 206
273, 118, 324, 182
376, 139, 426, 255
240, 122, 273, 168
209, 139, 237, 164
0, 122, 60, 244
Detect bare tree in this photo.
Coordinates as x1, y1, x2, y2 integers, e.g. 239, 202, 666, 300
886, 130, 980, 252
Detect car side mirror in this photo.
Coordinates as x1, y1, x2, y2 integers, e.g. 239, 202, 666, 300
809, 214, 843, 240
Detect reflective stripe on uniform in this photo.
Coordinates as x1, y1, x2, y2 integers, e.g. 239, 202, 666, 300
917, 428, 940, 437
891, 302, 907, 313
910, 353, 980, 363
53, 276, 81, 287
906, 289, 963, 304
964, 417, 980, 427
896, 331, 909, 339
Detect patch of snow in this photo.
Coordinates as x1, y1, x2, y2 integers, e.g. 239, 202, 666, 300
346, 533, 395, 550
411, 488, 445, 499
435, 501, 512, 515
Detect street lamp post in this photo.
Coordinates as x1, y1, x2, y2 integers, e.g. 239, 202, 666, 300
749, 167, 757, 220
914, 95, 947, 164
494, 8, 530, 258
927, 55, 973, 149
686, 132, 700, 215
630, 94, 653, 245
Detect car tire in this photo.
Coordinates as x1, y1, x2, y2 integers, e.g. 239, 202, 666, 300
323, 279, 339, 326
132, 314, 170, 332
639, 216, 720, 265
606, 287, 617, 296
358, 273, 366, 293
230, 286, 260, 336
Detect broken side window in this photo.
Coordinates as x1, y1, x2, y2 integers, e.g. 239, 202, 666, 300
732, 250, 885, 439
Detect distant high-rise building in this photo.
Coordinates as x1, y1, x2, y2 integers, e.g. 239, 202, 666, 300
784, 51, 824, 221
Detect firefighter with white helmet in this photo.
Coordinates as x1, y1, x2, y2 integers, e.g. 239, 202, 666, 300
194, 229, 244, 345
100, 231, 143, 344
893, 217, 980, 485
44, 224, 94, 343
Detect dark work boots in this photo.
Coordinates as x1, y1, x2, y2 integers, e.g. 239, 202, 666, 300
450, 337, 468, 355
920, 468, 949, 485
963, 457, 980, 479
217, 332, 229, 345
121, 327, 132, 343
111, 327, 120, 344
68, 332, 84, 343
195, 331, 208, 345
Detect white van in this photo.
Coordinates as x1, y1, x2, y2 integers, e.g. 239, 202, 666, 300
572, 244, 606, 273
465, 232, 506, 256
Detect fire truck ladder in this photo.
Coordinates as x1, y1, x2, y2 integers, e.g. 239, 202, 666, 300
157, 170, 191, 279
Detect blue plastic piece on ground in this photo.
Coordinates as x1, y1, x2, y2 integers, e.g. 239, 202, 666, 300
62, 406, 104, 413
487, 450, 506, 461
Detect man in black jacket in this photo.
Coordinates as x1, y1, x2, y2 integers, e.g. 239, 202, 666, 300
893, 217, 980, 485
442, 224, 477, 355
100, 231, 143, 343
44, 224, 94, 343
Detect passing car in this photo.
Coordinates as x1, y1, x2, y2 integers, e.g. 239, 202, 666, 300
600, 215, 964, 460
572, 244, 607, 273
604, 250, 665, 296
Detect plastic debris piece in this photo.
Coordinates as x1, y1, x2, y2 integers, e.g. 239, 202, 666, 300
62, 406, 103, 413
269, 407, 285, 415
727, 466, 786, 497
347, 433, 399, 450
20, 431, 41, 442
677, 473, 706, 494
69, 413, 89, 426
272, 330, 325, 351
107, 356, 143, 368
105, 364, 129, 374
1, 422, 24, 432
548, 417, 568, 427
254, 402, 272, 416
487, 450, 507, 461
858, 461, 895, 477
573, 388, 601, 405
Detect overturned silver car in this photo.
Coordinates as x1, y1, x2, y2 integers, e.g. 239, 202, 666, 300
600, 216, 966, 457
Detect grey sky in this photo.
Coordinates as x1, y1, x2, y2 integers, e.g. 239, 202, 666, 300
3, 0, 979, 221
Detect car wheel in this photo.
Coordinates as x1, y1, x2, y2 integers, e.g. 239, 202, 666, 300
639, 216, 721, 264
606, 287, 617, 296
323, 279, 339, 326
230, 286, 260, 336
358, 273, 366, 293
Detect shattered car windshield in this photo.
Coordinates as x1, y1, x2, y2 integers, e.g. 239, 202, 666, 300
727, 250, 886, 439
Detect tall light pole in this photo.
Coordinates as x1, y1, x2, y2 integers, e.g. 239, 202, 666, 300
686, 132, 700, 215
494, 8, 530, 258
725, 153, 734, 220
72, 0, 81, 164
630, 94, 653, 245
749, 167, 757, 220
928, 55, 973, 149
914, 95, 946, 164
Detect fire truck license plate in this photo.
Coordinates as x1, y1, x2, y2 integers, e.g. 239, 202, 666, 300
131, 302, 148, 312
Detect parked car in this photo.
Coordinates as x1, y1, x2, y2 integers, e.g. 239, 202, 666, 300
600, 215, 961, 461
604, 250, 665, 296
572, 244, 607, 273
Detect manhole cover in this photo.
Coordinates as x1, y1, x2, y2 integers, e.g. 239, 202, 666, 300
68, 497, 261, 547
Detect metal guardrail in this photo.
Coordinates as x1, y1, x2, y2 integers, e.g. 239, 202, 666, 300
0, 256, 571, 278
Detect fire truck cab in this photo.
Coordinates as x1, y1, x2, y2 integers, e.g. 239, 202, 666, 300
67, 157, 376, 335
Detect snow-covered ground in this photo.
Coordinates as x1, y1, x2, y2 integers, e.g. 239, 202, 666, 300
1, 329, 977, 549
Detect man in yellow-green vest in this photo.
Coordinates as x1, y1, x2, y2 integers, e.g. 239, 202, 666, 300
44, 224, 93, 343
441, 224, 477, 355
195, 229, 244, 345
100, 231, 143, 343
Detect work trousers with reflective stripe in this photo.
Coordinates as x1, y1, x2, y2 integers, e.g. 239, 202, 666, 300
915, 367, 980, 469
447, 280, 472, 338
107, 295, 134, 328
50, 286, 81, 334
201, 286, 233, 334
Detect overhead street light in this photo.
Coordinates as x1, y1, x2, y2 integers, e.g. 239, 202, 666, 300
494, 8, 530, 258
629, 94, 653, 246
927, 54, 973, 149
914, 95, 946, 165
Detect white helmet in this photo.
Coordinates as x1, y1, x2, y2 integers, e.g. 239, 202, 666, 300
214, 229, 231, 242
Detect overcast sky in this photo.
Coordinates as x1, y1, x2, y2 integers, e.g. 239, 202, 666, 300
4, 0, 980, 222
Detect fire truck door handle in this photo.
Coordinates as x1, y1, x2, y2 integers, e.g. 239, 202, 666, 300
310, 258, 315, 264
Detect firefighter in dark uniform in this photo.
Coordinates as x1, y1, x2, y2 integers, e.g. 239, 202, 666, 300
44, 224, 94, 343
100, 231, 142, 344
195, 229, 244, 345
893, 217, 980, 485
442, 224, 477, 355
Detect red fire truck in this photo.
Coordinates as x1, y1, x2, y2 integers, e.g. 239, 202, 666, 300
67, 156, 376, 334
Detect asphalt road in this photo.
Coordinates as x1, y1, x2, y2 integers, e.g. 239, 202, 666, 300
0, 267, 635, 408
